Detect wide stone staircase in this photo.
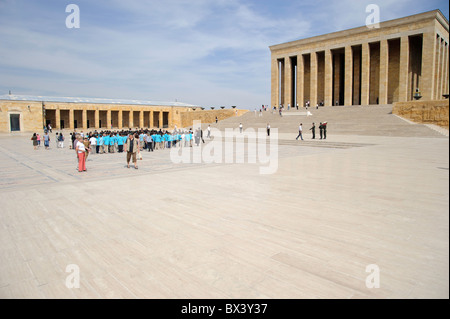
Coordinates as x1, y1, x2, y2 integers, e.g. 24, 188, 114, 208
200, 105, 447, 138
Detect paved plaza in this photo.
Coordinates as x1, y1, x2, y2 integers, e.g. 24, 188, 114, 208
0, 108, 448, 298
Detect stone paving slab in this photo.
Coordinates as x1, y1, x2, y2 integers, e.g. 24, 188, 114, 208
0, 130, 448, 299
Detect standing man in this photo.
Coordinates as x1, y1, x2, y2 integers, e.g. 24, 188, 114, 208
83, 137, 91, 162
296, 123, 304, 141
147, 133, 153, 152
309, 123, 316, 139
215, 116, 218, 124
267, 123, 270, 137
117, 133, 124, 153
103, 133, 110, 153
89, 135, 97, 154
43, 131, 50, 150
319, 122, 323, 140
125, 133, 139, 169
239, 123, 243, 133
207, 125, 211, 139
98, 133, 104, 153
200, 128, 205, 143
323, 122, 327, 139
109, 133, 116, 153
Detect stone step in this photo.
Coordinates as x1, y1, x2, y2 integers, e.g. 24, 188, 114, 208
197, 105, 445, 138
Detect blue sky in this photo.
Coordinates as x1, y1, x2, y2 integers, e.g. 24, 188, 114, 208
0, 0, 448, 109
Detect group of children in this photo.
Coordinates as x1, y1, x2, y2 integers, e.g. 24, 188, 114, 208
69, 129, 198, 154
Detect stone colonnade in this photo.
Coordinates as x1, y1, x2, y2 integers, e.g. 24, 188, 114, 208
43, 104, 189, 131
271, 11, 449, 108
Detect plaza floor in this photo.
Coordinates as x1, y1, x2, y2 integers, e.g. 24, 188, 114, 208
0, 120, 448, 298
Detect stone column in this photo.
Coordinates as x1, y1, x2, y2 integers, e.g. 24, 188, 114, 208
310, 52, 318, 107
129, 109, 133, 128
139, 110, 144, 128
55, 108, 61, 129
95, 109, 99, 129
444, 43, 449, 95
324, 49, 333, 106
82, 109, 87, 130
344, 46, 353, 105
285, 57, 292, 108
150, 111, 154, 128
439, 39, 446, 98
297, 55, 304, 107
379, 39, 389, 104
421, 32, 436, 101
434, 37, 442, 99
159, 111, 163, 128
333, 53, 341, 105
107, 109, 111, 129
271, 58, 279, 108
69, 109, 74, 130
118, 110, 123, 129
169, 107, 174, 128
361, 43, 370, 105
398, 36, 410, 102
352, 50, 361, 105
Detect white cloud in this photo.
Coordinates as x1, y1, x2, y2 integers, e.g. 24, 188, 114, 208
0, 0, 447, 108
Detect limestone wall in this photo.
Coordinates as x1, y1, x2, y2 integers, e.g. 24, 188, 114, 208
179, 109, 249, 128
393, 99, 449, 128
0, 100, 44, 132
0, 99, 193, 132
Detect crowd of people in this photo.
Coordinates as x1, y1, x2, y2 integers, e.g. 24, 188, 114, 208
31, 119, 328, 172
67, 128, 209, 154
31, 127, 212, 172
69, 128, 212, 171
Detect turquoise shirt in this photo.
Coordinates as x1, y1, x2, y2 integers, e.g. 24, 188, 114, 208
103, 135, 110, 145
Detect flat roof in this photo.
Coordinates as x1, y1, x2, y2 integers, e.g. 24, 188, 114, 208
270, 9, 449, 51
0, 94, 198, 108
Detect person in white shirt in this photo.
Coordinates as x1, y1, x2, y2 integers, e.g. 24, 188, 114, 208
296, 123, 304, 141
239, 123, 243, 133
89, 136, 97, 155
207, 125, 211, 139
75, 136, 86, 172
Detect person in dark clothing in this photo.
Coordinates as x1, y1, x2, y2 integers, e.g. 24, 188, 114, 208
200, 128, 205, 143
310, 123, 316, 139
71, 132, 76, 149
323, 122, 327, 139
319, 123, 323, 140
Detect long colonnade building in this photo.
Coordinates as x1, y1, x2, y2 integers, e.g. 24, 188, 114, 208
0, 95, 197, 132
270, 10, 449, 108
